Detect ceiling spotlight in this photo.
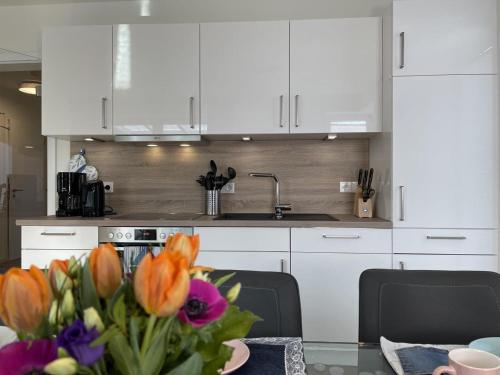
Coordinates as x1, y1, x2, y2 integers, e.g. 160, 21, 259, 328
242, 137, 252, 142
18, 80, 42, 96
326, 134, 338, 140
84, 138, 94, 142
146, 144, 158, 147
24, 145, 35, 149
179, 144, 190, 147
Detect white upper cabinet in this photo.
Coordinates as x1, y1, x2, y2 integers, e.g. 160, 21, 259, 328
393, 0, 497, 76
290, 18, 382, 134
42, 26, 113, 136
201, 21, 289, 135
392, 75, 498, 229
113, 24, 200, 135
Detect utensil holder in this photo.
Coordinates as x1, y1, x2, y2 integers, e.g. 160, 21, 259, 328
205, 190, 221, 216
355, 197, 374, 218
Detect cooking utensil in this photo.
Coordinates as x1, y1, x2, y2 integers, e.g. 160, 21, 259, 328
228, 167, 237, 180
210, 160, 217, 175
362, 188, 375, 202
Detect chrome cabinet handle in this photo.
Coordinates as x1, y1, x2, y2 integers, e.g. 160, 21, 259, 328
189, 97, 195, 129
280, 259, 286, 273
322, 235, 360, 239
399, 186, 405, 221
294, 95, 300, 127
400, 32, 405, 69
41, 232, 76, 236
426, 236, 467, 240
279, 95, 284, 128
399, 261, 405, 270
101, 97, 107, 129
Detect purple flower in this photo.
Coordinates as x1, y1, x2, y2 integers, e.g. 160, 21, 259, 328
0, 339, 57, 375
178, 279, 228, 328
57, 319, 104, 366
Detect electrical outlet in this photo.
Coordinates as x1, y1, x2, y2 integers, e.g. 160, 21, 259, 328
340, 181, 358, 193
103, 181, 114, 193
221, 182, 235, 194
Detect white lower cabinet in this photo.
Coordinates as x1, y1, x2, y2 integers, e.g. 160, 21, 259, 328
21, 226, 98, 269
394, 254, 498, 272
291, 228, 392, 343
197, 251, 290, 273
292, 252, 391, 343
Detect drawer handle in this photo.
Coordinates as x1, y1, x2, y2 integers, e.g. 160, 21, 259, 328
41, 232, 76, 236
322, 235, 360, 239
426, 236, 467, 240
280, 258, 286, 273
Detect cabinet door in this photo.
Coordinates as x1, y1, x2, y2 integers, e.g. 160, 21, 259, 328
42, 26, 113, 136
394, 254, 498, 272
201, 21, 289, 135
197, 251, 290, 273
393, 75, 498, 229
290, 18, 382, 134
393, 0, 497, 76
113, 24, 200, 135
292, 253, 391, 343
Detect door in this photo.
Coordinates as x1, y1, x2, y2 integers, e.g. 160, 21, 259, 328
197, 251, 290, 273
292, 253, 391, 342
42, 26, 113, 136
393, 0, 497, 76
393, 75, 498, 229
201, 21, 289, 135
290, 18, 382, 134
113, 24, 200, 135
394, 254, 498, 272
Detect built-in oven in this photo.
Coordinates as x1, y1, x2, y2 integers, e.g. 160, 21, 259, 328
98, 226, 193, 272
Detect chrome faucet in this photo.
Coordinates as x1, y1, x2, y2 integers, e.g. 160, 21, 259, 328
248, 172, 291, 219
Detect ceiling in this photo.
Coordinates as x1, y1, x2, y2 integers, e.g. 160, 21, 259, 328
0, 0, 134, 6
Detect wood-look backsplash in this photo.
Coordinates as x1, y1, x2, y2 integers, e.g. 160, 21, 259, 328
70, 139, 369, 215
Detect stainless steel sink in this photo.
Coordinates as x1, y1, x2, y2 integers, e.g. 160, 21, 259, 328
214, 213, 338, 221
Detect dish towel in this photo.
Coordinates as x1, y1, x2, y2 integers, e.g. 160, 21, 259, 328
239, 337, 306, 375
396, 346, 449, 375
380, 337, 465, 375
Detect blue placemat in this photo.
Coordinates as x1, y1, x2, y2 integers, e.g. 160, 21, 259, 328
396, 346, 449, 375
238, 337, 306, 375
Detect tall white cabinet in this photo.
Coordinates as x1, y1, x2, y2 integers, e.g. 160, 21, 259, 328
290, 18, 382, 133
42, 26, 113, 136
200, 21, 290, 135
372, 0, 499, 272
113, 24, 200, 135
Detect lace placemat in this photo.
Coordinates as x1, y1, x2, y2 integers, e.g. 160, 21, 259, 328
242, 337, 307, 375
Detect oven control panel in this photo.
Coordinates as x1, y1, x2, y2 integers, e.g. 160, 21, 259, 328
98, 227, 194, 244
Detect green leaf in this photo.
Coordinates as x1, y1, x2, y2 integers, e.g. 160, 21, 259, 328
109, 333, 140, 375
129, 317, 141, 358
110, 294, 127, 333
213, 272, 236, 288
201, 343, 233, 375
80, 261, 103, 316
90, 324, 120, 348
164, 353, 203, 375
142, 317, 174, 375
77, 365, 96, 375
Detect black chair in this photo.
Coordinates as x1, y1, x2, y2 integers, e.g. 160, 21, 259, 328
211, 270, 302, 338
359, 269, 500, 345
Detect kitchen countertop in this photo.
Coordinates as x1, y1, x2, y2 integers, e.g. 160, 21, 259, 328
16, 214, 391, 229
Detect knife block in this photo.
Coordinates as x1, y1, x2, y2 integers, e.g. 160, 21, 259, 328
355, 197, 374, 218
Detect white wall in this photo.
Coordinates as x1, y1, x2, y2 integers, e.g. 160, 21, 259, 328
0, 0, 391, 57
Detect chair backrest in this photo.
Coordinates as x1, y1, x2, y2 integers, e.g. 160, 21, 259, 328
211, 270, 302, 338
359, 269, 500, 344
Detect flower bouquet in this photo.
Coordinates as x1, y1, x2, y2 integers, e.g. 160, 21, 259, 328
0, 234, 260, 375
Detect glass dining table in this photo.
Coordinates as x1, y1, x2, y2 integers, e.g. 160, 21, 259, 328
304, 342, 396, 375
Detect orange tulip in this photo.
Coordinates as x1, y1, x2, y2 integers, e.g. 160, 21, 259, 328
89, 243, 122, 299
48, 259, 72, 296
165, 233, 200, 266
0, 266, 51, 333
134, 251, 190, 317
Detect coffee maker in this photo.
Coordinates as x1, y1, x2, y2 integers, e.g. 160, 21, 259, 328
56, 172, 86, 217
82, 180, 105, 217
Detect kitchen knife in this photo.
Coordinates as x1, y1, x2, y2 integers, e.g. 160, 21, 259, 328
362, 170, 368, 190
357, 169, 363, 186
367, 168, 374, 190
